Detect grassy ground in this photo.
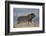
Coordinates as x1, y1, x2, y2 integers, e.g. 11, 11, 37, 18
14, 22, 39, 28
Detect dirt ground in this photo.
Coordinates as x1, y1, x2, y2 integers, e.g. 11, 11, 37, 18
14, 22, 39, 28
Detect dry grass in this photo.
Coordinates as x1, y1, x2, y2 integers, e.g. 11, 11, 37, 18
14, 22, 39, 28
